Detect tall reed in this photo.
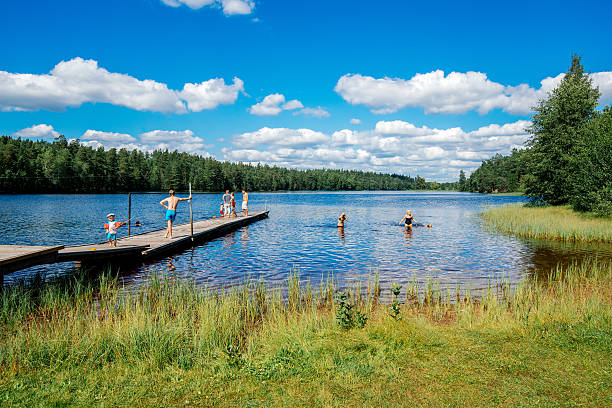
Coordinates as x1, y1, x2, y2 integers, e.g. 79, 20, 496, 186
0, 259, 609, 375
481, 204, 612, 243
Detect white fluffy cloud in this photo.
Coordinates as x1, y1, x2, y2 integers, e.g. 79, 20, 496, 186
335, 70, 612, 115
294, 106, 330, 118
335, 71, 504, 115
13, 124, 60, 139
331, 129, 363, 146
224, 119, 532, 180
181, 78, 244, 111
469, 120, 532, 137
139, 129, 198, 143
591, 72, 612, 101
232, 127, 329, 148
81, 130, 136, 143
375, 120, 433, 136
0, 58, 243, 113
138, 130, 210, 155
249, 93, 329, 118
160, 0, 254, 15
78, 128, 211, 157
350, 118, 362, 124
249, 94, 303, 116
422, 146, 447, 159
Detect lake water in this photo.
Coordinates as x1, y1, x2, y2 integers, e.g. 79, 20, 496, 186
2, 192, 611, 292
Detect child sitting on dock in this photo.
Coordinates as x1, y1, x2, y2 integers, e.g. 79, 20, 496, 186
104, 213, 126, 247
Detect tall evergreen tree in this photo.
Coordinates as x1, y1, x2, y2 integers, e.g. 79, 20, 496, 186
525, 55, 600, 205
458, 170, 467, 191
571, 105, 612, 215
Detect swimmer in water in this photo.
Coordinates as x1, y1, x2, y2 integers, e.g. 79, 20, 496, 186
399, 210, 417, 231
337, 212, 348, 228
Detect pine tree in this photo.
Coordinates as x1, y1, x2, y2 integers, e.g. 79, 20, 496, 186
458, 170, 467, 191
525, 55, 600, 205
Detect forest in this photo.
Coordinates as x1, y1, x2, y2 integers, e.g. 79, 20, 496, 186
461, 149, 528, 194
461, 55, 612, 215
0, 136, 453, 193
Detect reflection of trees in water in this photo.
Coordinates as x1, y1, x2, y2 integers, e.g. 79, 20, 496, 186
222, 231, 236, 248
522, 238, 612, 280
241, 227, 249, 249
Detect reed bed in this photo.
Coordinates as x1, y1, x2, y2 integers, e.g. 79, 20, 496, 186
481, 204, 612, 243
1, 260, 610, 407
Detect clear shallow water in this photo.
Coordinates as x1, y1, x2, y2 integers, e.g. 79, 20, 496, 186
2, 192, 611, 291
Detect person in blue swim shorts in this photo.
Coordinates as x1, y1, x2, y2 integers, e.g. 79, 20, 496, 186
160, 189, 192, 239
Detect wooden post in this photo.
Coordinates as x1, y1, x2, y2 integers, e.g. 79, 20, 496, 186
189, 183, 193, 239
128, 193, 132, 236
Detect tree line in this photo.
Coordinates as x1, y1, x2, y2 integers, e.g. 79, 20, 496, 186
459, 55, 612, 215
459, 149, 529, 194
0, 136, 455, 193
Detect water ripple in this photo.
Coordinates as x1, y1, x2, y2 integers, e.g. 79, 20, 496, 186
2, 192, 611, 292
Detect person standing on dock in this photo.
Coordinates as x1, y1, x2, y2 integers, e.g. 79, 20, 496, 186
105, 213, 126, 247
242, 189, 249, 216
160, 189, 192, 239
222, 190, 231, 217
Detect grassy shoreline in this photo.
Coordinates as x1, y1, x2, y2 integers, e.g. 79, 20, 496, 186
487, 191, 525, 196
1, 260, 610, 407
482, 204, 612, 243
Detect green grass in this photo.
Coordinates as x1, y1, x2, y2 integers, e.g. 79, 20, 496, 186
1, 260, 611, 407
482, 204, 612, 243
488, 192, 525, 196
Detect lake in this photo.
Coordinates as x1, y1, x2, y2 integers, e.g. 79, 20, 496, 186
2, 192, 611, 292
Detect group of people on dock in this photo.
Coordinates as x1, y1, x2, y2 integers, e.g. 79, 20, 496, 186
103, 188, 250, 245
220, 190, 248, 218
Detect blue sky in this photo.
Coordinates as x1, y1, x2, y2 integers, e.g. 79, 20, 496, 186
2, 0, 611, 181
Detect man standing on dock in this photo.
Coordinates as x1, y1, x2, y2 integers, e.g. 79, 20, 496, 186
222, 190, 231, 217
160, 189, 192, 239
242, 189, 249, 216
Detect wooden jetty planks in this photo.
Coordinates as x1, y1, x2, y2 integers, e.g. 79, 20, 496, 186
57, 211, 269, 262
57, 245, 150, 262
0, 212, 269, 278
0, 245, 64, 275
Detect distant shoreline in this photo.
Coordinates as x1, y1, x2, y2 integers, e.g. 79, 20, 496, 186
0, 189, 466, 195
487, 191, 525, 196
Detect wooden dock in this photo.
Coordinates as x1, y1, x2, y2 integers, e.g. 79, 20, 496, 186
1, 211, 269, 277
0, 245, 64, 276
